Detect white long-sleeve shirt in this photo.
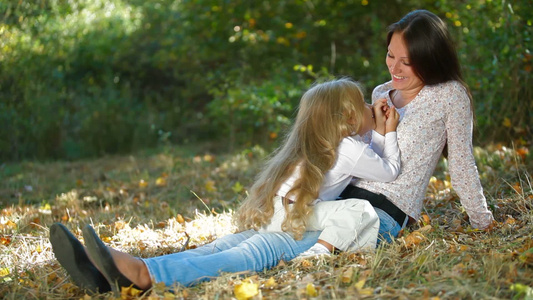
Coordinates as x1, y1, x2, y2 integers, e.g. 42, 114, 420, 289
356, 80, 494, 229
277, 133, 400, 202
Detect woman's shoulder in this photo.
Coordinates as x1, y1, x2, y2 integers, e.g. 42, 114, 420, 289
424, 80, 469, 104
372, 81, 393, 100
427, 80, 467, 95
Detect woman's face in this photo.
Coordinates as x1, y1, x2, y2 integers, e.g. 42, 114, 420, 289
386, 32, 424, 93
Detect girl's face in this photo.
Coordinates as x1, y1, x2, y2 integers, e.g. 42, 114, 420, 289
386, 32, 424, 93
358, 103, 375, 135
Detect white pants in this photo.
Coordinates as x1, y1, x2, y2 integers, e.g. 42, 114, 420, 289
260, 196, 380, 252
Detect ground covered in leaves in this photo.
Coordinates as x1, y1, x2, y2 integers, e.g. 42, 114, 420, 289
0, 143, 532, 299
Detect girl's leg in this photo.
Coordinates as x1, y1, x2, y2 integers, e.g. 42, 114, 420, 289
305, 199, 380, 252
144, 231, 321, 287
160, 230, 259, 260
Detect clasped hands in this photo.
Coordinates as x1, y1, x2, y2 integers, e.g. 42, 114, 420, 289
373, 98, 400, 136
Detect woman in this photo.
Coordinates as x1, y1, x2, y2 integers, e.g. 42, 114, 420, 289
341, 9, 494, 232
49, 9, 494, 294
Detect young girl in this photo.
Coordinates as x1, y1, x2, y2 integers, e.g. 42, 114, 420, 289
50, 78, 400, 293
236, 77, 400, 256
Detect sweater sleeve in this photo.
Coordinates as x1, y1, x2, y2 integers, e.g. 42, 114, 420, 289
445, 83, 494, 229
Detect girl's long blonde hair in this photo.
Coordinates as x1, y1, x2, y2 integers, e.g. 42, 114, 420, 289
235, 78, 366, 239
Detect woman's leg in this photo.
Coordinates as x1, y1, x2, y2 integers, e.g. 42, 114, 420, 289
374, 207, 402, 245
143, 230, 321, 287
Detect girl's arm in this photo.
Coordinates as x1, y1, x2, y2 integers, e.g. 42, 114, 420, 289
346, 135, 400, 183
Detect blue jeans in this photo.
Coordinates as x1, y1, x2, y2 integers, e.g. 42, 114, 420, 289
374, 207, 402, 245
143, 209, 401, 287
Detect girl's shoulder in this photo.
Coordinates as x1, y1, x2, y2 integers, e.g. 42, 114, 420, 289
337, 136, 367, 162
340, 136, 366, 150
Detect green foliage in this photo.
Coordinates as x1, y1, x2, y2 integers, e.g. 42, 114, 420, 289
0, 0, 531, 161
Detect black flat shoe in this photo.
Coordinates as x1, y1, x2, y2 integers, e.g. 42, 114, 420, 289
49, 223, 111, 294
82, 224, 142, 293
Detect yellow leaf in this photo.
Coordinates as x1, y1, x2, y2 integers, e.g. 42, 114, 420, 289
234, 282, 258, 300
510, 283, 533, 298
354, 278, 374, 295
232, 182, 244, 193
264, 277, 277, 288
502, 117, 512, 128
139, 179, 148, 188
354, 278, 366, 290
6, 220, 17, 229
341, 267, 354, 283
176, 214, 185, 224
205, 180, 217, 192
459, 245, 470, 251
519, 248, 533, 265
505, 215, 517, 225
203, 154, 215, 162
156, 177, 167, 187
306, 283, 318, 297
0, 267, 9, 276
121, 285, 142, 299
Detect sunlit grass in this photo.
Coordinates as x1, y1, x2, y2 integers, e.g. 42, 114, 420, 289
0, 143, 531, 299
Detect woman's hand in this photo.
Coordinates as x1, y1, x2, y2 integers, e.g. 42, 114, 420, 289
385, 106, 400, 133
373, 99, 389, 135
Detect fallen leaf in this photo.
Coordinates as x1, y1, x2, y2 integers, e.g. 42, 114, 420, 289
504, 215, 517, 225
341, 267, 354, 283
354, 279, 373, 296
156, 177, 167, 187
403, 231, 426, 248
139, 179, 148, 188
306, 283, 318, 297
1, 236, 11, 246
232, 182, 244, 193
120, 285, 143, 298
176, 214, 185, 224
510, 283, 533, 299
519, 248, 533, 266
502, 117, 512, 128
234, 282, 258, 300
264, 277, 277, 288
205, 180, 217, 192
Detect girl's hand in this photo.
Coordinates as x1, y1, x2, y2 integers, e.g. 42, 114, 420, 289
373, 99, 389, 135
385, 106, 400, 133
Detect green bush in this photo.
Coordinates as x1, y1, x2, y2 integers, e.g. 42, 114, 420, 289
0, 0, 530, 161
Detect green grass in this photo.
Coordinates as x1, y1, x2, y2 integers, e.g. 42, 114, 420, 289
0, 143, 531, 299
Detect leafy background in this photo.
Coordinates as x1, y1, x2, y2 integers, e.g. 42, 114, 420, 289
1, 0, 531, 161
0, 1, 532, 298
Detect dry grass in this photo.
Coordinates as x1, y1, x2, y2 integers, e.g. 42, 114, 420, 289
0, 143, 531, 299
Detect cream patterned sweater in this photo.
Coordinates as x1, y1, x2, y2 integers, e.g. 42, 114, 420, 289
355, 80, 494, 229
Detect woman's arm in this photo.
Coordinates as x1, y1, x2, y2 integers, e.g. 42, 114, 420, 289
445, 83, 494, 229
